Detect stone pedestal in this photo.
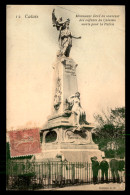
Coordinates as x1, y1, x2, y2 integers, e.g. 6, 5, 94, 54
35, 56, 104, 162
35, 122, 103, 162
52, 56, 78, 114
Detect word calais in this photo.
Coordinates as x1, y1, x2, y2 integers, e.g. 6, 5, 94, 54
16, 14, 38, 18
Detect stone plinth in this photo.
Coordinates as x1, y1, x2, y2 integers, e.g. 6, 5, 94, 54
35, 149, 104, 163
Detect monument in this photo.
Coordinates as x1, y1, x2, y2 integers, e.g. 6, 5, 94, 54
35, 9, 103, 162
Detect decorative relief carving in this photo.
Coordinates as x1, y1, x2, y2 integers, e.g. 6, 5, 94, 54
54, 78, 62, 110
64, 129, 94, 144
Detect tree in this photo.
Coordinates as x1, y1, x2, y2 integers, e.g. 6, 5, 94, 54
92, 107, 125, 158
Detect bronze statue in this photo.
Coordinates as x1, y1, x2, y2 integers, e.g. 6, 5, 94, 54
52, 9, 81, 57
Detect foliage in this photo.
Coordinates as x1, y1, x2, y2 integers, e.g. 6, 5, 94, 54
92, 107, 125, 157
104, 149, 115, 158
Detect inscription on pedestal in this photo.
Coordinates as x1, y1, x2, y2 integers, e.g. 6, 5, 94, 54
62, 58, 78, 76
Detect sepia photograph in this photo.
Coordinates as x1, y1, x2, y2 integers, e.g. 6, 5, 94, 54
6, 5, 125, 191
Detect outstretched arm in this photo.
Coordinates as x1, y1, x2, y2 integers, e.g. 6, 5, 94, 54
72, 36, 81, 39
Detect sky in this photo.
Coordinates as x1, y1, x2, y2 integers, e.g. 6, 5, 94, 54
7, 5, 125, 131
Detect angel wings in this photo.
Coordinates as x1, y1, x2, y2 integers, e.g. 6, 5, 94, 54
52, 9, 67, 31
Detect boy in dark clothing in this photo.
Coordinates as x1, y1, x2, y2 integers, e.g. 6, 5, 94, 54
91, 156, 100, 184
118, 158, 125, 182
100, 157, 109, 183
110, 158, 120, 183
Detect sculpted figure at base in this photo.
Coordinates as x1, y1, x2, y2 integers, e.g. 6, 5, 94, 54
65, 129, 93, 144
52, 9, 81, 57
66, 92, 89, 126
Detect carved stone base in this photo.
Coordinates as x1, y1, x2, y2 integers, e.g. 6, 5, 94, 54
35, 124, 104, 162
41, 124, 95, 145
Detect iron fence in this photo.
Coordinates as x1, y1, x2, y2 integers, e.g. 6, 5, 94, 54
6, 161, 125, 190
